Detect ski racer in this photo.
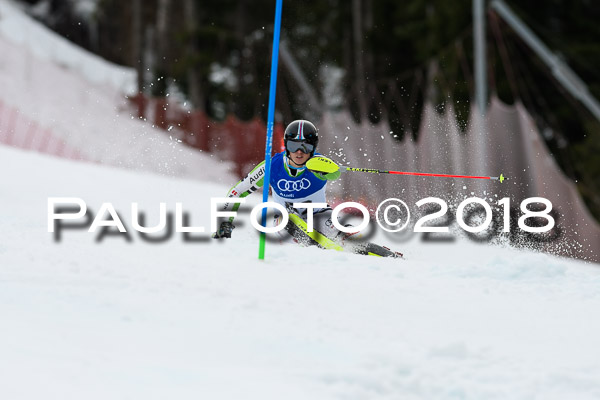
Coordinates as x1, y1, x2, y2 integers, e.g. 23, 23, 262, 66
213, 119, 401, 258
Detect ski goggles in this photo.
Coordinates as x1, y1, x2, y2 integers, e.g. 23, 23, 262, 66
286, 140, 314, 154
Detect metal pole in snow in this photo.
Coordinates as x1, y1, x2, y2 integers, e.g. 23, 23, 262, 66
474, 0, 487, 115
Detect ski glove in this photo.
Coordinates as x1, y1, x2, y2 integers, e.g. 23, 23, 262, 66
315, 169, 342, 181
213, 221, 235, 239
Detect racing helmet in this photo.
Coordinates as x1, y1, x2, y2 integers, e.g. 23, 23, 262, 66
284, 120, 319, 157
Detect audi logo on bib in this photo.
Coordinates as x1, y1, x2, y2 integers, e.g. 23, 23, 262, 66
277, 178, 311, 192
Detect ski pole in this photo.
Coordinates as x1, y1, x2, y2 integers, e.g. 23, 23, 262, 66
306, 157, 505, 182
341, 167, 505, 182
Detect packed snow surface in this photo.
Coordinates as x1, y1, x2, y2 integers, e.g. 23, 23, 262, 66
1, 145, 599, 400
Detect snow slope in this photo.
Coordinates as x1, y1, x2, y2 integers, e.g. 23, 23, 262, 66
0, 0, 235, 182
0, 0, 135, 93
2, 144, 600, 400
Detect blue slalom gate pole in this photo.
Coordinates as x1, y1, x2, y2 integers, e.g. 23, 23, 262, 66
259, 0, 283, 260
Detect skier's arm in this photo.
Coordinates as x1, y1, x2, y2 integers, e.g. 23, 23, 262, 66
306, 156, 341, 181
214, 161, 266, 238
